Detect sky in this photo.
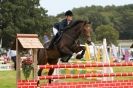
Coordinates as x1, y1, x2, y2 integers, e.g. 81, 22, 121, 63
40, 0, 133, 16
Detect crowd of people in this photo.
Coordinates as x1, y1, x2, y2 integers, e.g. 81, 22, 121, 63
0, 49, 16, 70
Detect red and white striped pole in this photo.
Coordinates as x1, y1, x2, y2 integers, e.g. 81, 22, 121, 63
38, 72, 133, 80
38, 62, 133, 69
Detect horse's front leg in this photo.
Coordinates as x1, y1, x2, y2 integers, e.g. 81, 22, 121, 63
65, 55, 73, 62
60, 47, 73, 62
76, 46, 86, 59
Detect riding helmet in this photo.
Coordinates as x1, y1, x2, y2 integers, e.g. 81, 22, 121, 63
65, 10, 73, 16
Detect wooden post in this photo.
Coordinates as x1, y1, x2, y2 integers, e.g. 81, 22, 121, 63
16, 38, 21, 87
32, 48, 38, 79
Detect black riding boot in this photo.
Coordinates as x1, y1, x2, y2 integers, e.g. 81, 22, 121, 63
48, 32, 60, 48
48, 36, 57, 49
48, 32, 62, 49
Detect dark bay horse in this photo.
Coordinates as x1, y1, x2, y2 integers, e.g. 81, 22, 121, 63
37, 20, 92, 83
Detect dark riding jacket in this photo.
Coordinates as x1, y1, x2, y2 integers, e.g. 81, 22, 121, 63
54, 19, 73, 32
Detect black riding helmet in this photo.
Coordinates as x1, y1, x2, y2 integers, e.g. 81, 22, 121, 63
65, 10, 73, 16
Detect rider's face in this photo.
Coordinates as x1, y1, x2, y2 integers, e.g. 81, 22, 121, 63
66, 16, 73, 21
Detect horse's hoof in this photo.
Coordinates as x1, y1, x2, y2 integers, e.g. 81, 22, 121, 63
76, 55, 82, 59
37, 81, 40, 86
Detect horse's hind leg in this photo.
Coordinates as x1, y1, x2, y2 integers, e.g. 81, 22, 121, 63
48, 59, 59, 83
37, 69, 43, 85
48, 68, 54, 83
38, 69, 43, 76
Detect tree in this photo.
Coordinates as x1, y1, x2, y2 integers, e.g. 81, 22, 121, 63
95, 25, 119, 45
88, 12, 110, 30
1, 0, 54, 48
71, 4, 133, 40
111, 4, 133, 39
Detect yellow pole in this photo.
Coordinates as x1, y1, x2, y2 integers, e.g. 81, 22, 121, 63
84, 43, 90, 60
96, 47, 101, 62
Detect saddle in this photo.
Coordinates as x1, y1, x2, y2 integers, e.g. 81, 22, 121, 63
48, 32, 63, 49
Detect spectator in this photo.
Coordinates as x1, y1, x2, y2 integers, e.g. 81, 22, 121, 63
2, 53, 9, 64
44, 32, 50, 48
7, 49, 16, 70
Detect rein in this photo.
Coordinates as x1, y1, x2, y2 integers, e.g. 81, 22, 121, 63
63, 33, 74, 41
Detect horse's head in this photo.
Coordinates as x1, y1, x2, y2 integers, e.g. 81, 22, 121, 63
62, 20, 92, 45
81, 21, 92, 45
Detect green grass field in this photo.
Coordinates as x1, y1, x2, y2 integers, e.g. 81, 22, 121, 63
0, 71, 16, 88
0, 66, 133, 88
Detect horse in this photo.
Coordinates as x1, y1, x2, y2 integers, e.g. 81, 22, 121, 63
37, 20, 92, 83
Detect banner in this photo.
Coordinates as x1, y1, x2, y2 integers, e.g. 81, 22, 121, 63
0, 64, 13, 71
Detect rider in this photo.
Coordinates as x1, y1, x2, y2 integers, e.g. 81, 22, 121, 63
48, 10, 74, 48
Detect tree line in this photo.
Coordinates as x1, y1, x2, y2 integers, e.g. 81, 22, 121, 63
0, 0, 57, 48
57, 4, 133, 44
0, 0, 133, 48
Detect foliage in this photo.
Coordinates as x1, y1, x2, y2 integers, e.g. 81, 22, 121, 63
87, 12, 110, 30
1, 0, 56, 48
95, 24, 119, 45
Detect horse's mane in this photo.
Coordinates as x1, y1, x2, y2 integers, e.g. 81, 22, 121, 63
70, 20, 86, 28
70, 20, 91, 28
63, 20, 86, 32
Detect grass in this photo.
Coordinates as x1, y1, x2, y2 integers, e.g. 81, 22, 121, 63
0, 71, 16, 88
0, 70, 34, 88
113, 66, 133, 80
0, 66, 133, 88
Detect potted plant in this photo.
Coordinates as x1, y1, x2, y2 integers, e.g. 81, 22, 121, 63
22, 57, 33, 80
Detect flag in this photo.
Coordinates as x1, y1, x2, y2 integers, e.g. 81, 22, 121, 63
84, 43, 90, 60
